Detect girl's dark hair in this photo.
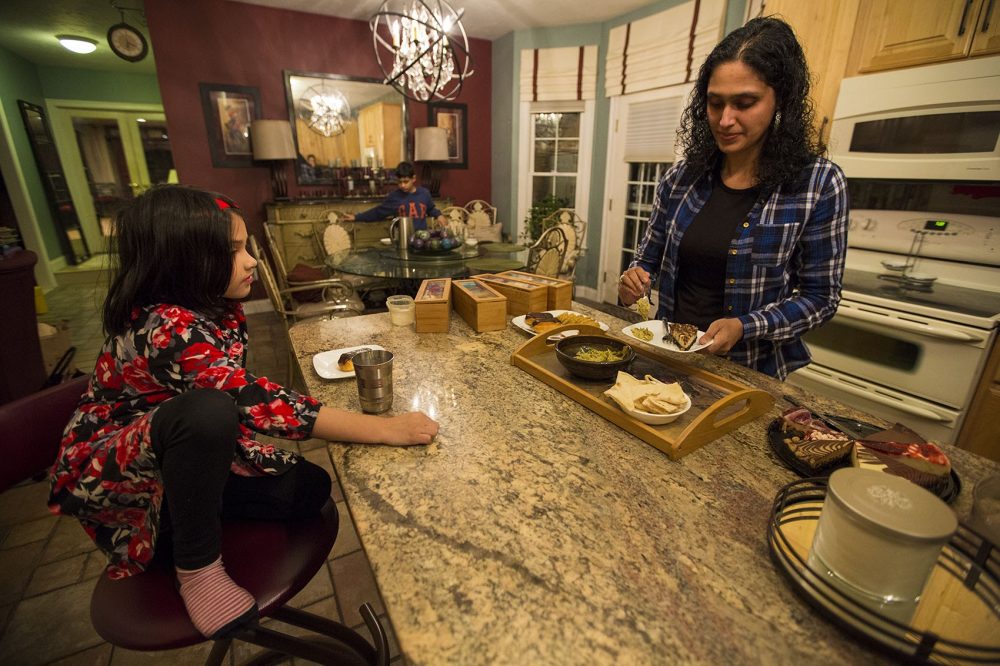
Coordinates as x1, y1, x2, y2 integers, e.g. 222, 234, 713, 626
677, 16, 821, 193
102, 185, 241, 335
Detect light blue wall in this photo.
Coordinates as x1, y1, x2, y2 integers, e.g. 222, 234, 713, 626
491, 0, 747, 292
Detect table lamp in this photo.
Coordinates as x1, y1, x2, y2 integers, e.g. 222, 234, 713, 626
414, 126, 450, 197
250, 120, 297, 201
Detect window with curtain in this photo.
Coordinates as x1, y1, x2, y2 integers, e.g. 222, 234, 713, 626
531, 111, 581, 205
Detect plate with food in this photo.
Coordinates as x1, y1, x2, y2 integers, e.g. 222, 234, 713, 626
603, 371, 691, 425
313, 345, 385, 379
621, 320, 711, 353
768, 406, 960, 503
512, 310, 610, 336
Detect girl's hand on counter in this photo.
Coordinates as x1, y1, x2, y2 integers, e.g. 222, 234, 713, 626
702, 318, 744, 355
618, 267, 650, 307
381, 412, 440, 445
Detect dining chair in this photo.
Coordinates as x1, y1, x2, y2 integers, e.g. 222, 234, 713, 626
464, 199, 503, 242
541, 208, 587, 279
0, 377, 390, 666
250, 236, 364, 327
525, 225, 569, 278
440, 205, 469, 238
313, 212, 394, 304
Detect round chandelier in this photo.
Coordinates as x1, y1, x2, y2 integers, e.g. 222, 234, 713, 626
299, 84, 351, 137
370, 0, 474, 102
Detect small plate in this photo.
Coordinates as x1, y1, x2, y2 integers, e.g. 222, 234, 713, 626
880, 259, 907, 272
511, 310, 610, 335
379, 238, 393, 246
313, 345, 385, 379
621, 320, 711, 353
546, 329, 579, 343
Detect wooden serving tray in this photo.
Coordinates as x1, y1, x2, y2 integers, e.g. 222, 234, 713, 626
511, 325, 775, 460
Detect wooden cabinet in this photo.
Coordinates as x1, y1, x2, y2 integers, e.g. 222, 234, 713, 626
356, 102, 402, 168
957, 334, 1000, 463
759, 0, 861, 147
847, 0, 1000, 75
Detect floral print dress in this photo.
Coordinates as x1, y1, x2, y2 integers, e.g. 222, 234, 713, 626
48, 303, 322, 579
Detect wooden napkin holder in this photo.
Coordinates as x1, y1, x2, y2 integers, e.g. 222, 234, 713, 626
471, 273, 548, 316
499, 270, 573, 310
451, 279, 507, 332
414, 278, 452, 333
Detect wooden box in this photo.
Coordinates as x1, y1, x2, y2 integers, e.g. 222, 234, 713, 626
471, 274, 548, 316
499, 271, 573, 310
451, 279, 507, 332
414, 278, 452, 333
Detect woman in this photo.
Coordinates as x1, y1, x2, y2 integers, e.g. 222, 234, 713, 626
618, 17, 848, 380
49, 186, 438, 638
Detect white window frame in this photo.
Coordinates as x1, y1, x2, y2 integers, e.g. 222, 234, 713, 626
516, 99, 595, 244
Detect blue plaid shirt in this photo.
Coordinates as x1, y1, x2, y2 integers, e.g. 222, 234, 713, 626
633, 156, 848, 380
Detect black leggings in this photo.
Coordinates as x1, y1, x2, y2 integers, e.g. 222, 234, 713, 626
150, 389, 332, 569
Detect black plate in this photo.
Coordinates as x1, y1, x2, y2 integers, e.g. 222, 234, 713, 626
767, 418, 961, 504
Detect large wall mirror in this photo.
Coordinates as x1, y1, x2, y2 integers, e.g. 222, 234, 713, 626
283, 71, 408, 186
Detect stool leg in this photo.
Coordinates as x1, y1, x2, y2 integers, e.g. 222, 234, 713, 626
205, 637, 232, 665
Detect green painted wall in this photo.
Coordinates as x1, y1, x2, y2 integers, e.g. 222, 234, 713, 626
0, 45, 61, 259
38, 66, 161, 104
492, 0, 746, 293
0, 48, 162, 266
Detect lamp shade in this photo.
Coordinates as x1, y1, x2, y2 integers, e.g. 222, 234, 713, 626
250, 120, 296, 160
414, 126, 450, 162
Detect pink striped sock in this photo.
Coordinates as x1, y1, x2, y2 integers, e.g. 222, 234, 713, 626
176, 557, 258, 638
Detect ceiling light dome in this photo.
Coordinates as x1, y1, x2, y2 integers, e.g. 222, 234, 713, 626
57, 35, 98, 54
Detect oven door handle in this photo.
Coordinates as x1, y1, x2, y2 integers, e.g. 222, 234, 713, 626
797, 368, 951, 423
837, 307, 982, 343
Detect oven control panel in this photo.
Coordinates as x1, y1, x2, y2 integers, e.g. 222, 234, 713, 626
848, 210, 998, 266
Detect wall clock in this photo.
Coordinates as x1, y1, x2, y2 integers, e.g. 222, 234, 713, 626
107, 22, 148, 62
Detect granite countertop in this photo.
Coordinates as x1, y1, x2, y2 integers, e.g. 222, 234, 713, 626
287, 303, 999, 665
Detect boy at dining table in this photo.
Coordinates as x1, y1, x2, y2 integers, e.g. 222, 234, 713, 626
342, 161, 447, 230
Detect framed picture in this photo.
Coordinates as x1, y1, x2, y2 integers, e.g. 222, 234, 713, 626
428, 102, 467, 169
199, 83, 261, 168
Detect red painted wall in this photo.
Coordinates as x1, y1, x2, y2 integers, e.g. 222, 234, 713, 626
145, 0, 491, 233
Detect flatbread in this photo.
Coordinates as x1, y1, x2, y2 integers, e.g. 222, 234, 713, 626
604, 372, 687, 415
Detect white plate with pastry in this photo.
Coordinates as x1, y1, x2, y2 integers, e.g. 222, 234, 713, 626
511, 310, 609, 335
313, 345, 385, 379
621, 320, 711, 353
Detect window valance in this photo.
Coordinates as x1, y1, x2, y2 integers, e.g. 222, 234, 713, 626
605, 0, 725, 97
519, 45, 598, 102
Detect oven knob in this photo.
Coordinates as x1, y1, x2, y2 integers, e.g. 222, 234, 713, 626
848, 218, 858, 231
863, 219, 877, 231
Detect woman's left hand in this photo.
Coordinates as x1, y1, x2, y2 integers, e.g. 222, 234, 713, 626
435, 215, 448, 229
702, 318, 744, 355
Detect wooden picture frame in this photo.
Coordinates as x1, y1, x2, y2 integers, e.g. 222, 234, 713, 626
199, 83, 261, 168
428, 102, 467, 169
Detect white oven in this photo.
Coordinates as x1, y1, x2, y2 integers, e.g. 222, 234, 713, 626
829, 56, 1000, 181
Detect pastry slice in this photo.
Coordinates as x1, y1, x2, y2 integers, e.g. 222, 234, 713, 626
337, 348, 372, 372
666, 322, 698, 351
852, 438, 951, 490
787, 430, 853, 472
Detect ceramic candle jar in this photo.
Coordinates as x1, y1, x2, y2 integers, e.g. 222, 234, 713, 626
808, 468, 957, 622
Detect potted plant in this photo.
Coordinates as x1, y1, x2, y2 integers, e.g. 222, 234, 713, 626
522, 194, 568, 244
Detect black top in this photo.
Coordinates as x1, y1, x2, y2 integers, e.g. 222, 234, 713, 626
673, 177, 759, 330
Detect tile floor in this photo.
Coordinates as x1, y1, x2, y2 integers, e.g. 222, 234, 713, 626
1, 279, 406, 665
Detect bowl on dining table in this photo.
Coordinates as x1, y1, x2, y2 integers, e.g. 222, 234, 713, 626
554, 335, 635, 381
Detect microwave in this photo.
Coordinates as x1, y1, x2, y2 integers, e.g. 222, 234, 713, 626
828, 56, 1000, 181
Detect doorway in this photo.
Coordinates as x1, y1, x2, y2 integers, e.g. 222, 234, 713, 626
46, 101, 173, 257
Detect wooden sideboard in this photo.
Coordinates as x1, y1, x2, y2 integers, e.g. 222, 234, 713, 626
264, 198, 451, 269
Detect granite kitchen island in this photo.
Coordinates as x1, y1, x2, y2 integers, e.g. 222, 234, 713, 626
287, 303, 998, 665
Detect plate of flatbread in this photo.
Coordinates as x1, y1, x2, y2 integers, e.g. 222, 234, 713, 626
512, 310, 610, 335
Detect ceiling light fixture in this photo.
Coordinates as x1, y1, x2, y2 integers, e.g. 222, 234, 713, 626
298, 84, 351, 138
370, 0, 474, 102
57, 36, 98, 54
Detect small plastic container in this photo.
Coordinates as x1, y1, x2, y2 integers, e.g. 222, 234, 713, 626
386, 295, 415, 326
808, 468, 957, 623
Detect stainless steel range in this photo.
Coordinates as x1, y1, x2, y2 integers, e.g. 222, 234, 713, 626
788, 181, 1000, 444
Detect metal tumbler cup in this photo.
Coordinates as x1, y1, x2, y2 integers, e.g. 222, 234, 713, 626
353, 349, 394, 414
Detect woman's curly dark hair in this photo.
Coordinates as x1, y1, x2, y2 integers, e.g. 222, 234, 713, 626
677, 16, 822, 193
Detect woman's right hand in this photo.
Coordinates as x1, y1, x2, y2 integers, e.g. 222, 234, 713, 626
342, 213, 356, 222
381, 412, 439, 446
618, 267, 651, 306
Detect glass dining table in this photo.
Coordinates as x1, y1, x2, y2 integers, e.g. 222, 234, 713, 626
326, 241, 531, 281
